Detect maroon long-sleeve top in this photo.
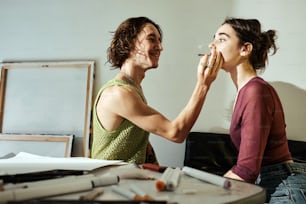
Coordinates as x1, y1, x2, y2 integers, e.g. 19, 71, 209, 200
230, 77, 292, 183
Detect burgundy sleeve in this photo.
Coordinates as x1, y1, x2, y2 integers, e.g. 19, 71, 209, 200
232, 84, 274, 183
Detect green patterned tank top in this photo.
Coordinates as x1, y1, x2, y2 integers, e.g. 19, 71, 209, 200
91, 79, 149, 164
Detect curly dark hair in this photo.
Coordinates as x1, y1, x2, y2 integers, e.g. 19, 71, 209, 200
223, 17, 278, 70
107, 16, 163, 68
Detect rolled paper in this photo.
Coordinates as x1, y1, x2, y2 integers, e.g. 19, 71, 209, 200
166, 167, 181, 191
0, 175, 119, 202
155, 167, 181, 191
182, 166, 231, 189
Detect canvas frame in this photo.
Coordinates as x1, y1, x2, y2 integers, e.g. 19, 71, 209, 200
0, 61, 95, 157
0, 134, 74, 157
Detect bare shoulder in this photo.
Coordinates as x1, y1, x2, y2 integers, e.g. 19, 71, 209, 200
96, 85, 140, 130
99, 85, 144, 115
101, 85, 140, 102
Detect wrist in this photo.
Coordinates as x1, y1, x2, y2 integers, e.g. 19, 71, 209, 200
196, 81, 210, 92
194, 82, 210, 100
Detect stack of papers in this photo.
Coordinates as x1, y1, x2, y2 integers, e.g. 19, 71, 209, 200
0, 152, 124, 176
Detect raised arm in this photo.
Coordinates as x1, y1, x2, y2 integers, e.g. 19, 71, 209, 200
108, 47, 222, 142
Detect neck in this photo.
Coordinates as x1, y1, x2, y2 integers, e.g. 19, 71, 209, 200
230, 64, 257, 91
119, 70, 144, 90
120, 71, 137, 86
119, 62, 146, 88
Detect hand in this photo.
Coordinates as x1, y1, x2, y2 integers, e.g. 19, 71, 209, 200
197, 46, 223, 87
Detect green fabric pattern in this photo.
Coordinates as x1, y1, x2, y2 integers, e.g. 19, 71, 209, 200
91, 79, 152, 164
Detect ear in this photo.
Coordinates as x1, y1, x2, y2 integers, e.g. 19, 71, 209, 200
240, 42, 253, 57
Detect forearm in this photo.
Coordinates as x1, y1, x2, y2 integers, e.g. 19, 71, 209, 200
171, 81, 210, 142
155, 51, 221, 142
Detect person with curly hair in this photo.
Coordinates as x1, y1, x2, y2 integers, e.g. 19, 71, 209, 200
91, 16, 223, 165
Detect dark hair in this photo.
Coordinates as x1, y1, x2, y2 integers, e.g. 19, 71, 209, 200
107, 16, 163, 68
223, 17, 278, 70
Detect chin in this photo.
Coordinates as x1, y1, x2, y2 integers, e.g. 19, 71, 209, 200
150, 63, 159, 68
221, 67, 229, 73
220, 63, 230, 72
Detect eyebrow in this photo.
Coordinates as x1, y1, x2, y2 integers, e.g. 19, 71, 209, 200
214, 32, 231, 38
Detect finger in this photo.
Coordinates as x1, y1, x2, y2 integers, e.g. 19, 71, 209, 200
199, 54, 209, 67
214, 52, 224, 74
207, 47, 217, 68
198, 54, 209, 74
211, 52, 221, 73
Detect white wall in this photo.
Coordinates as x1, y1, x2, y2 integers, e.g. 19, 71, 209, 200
1, 0, 305, 167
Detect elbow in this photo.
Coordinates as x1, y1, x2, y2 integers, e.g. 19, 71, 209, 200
170, 137, 185, 143
167, 130, 187, 143
173, 137, 186, 143
157, 123, 189, 143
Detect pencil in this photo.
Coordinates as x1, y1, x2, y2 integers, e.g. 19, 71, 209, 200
130, 184, 154, 201
3, 174, 96, 190
111, 185, 143, 201
141, 163, 167, 172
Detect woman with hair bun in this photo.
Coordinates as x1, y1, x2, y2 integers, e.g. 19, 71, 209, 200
210, 17, 306, 203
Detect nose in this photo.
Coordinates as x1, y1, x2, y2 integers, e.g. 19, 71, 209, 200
208, 41, 215, 49
156, 42, 163, 51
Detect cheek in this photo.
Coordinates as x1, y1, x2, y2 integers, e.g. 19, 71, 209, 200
216, 47, 234, 70
216, 46, 227, 62
216, 44, 226, 55
217, 46, 234, 62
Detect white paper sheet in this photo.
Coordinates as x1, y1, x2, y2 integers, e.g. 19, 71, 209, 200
0, 152, 124, 175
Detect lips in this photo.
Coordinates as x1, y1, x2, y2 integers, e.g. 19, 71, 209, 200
149, 51, 160, 59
